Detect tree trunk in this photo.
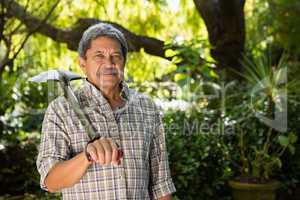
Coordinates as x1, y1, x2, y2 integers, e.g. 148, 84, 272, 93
193, 0, 246, 73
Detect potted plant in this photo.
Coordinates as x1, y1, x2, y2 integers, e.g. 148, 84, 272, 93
225, 54, 299, 200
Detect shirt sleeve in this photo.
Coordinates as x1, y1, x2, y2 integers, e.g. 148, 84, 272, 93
149, 109, 176, 199
36, 100, 71, 191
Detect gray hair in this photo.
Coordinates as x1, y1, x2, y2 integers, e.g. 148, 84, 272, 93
78, 23, 128, 59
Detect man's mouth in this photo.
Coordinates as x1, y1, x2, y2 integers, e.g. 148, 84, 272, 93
102, 71, 118, 75
96, 68, 119, 77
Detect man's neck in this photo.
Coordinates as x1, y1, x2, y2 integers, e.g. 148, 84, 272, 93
87, 79, 125, 110
99, 85, 124, 110
101, 86, 120, 100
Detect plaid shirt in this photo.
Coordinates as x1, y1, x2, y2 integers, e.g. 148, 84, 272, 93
36, 80, 176, 200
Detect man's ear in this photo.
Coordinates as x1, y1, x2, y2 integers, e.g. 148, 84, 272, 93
78, 56, 87, 74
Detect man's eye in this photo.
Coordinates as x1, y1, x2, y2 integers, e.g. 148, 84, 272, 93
112, 55, 121, 60
95, 54, 104, 58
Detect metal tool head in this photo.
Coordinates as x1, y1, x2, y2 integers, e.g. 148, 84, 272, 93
29, 70, 83, 83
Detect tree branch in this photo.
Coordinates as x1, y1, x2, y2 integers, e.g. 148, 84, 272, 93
2, 0, 168, 60
11, 0, 60, 61
2, 0, 243, 78
0, 0, 61, 76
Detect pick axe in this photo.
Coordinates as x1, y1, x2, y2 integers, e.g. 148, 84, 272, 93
30, 69, 123, 162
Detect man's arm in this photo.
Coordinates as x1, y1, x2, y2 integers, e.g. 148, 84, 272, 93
37, 100, 121, 192
44, 136, 121, 192
44, 152, 90, 192
37, 100, 74, 192
148, 109, 176, 199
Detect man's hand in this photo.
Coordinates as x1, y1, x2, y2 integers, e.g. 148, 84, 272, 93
86, 137, 122, 166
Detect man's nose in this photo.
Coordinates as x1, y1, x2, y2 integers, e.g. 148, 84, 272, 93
102, 56, 115, 66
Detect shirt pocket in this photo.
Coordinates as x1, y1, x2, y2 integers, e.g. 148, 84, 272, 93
119, 113, 155, 162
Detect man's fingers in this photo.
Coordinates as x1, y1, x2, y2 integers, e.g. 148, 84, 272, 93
88, 137, 122, 166
108, 138, 119, 166
94, 140, 105, 165
86, 144, 98, 162
100, 138, 112, 165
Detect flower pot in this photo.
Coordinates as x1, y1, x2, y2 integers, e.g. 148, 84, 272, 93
228, 179, 281, 200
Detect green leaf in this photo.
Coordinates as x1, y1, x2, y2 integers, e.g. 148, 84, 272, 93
209, 70, 218, 79
165, 49, 178, 58
288, 145, 295, 155
164, 39, 173, 47
171, 56, 183, 64
273, 157, 282, 168
288, 132, 298, 144
278, 135, 289, 147
174, 73, 187, 82
166, 64, 177, 73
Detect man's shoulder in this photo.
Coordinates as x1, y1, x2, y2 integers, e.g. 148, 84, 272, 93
46, 96, 71, 115
50, 85, 88, 107
128, 89, 160, 113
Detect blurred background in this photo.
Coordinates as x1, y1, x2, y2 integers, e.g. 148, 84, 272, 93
0, 0, 300, 199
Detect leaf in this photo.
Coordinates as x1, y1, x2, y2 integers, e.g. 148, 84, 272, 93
174, 73, 187, 82
278, 135, 289, 147
288, 145, 295, 155
164, 39, 173, 47
273, 157, 282, 168
165, 49, 178, 58
209, 70, 218, 79
288, 132, 298, 144
171, 56, 183, 64
166, 64, 177, 73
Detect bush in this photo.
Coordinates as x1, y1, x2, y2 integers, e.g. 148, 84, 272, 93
0, 138, 59, 199
277, 98, 300, 198
0, 140, 39, 195
164, 110, 234, 200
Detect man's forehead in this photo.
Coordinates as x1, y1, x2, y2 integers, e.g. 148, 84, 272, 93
89, 37, 122, 50
93, 49, 122, 54
92, 36, 121, 46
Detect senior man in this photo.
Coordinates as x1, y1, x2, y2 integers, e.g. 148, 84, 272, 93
36, 23, 176, 200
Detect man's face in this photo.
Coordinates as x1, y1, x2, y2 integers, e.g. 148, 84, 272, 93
79, 36, 125, 91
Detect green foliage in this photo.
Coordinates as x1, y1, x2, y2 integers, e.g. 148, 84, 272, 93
226, 54, 300, 181
8, 0, 208, 86
164, 111, 233, 200
245, 0, 300, 56
0, 130, 60, 198
0, 141, 38, 195
269, 0, 300, 54
0, 72, 17, 116
279, 96, 300, 192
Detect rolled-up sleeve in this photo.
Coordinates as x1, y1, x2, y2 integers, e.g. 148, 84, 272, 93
36, 100, 70, 190
149, 110, 176, 199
